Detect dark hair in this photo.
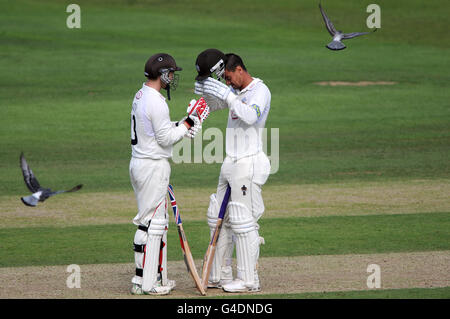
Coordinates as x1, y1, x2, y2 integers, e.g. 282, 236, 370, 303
225, 53, 247, 72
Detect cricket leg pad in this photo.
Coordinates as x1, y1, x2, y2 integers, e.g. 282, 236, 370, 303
206, 193, 234, 284
141, 218, 167, 293
132, 225, 148, 285
228, 201, 262, 289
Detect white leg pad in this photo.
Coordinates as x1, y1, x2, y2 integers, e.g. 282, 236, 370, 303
207, 194, 233, 283
142, 218, 167, 292
206, 194, 220, 232
228, 201, 262, 287
132, 227, 147, 285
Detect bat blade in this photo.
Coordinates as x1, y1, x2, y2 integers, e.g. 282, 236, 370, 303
200, 219, 222, 290
178, 224, 206, 296
168, 184, 206, 296
200, 185, 231, 291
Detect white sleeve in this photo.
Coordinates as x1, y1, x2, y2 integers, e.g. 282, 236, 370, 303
204, 94, 228, 112
226, 86, 269, 125
150, 100, 188, 147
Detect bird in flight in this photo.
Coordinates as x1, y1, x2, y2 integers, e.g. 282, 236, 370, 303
319, 3, 375, 51
20, 152, 83, 207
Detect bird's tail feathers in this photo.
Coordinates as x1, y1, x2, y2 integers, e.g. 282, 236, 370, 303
21, 195, 39, 207
327, 40, 346, 50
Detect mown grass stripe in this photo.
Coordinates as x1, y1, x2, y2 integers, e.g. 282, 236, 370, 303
211, 287, 450, 299
262, 213, 450, 257
0, 213, 448, 267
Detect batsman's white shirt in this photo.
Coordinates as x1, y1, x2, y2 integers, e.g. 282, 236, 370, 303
129, 83, 187, 227
225, 78, 271, 160
211, 77, 272, 212
131, 83, 187, 160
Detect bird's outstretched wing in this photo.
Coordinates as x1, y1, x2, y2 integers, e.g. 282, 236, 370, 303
20, 152, 41, 193
319, 3, 337, 36
343, 29, 376, 40
49, 184, 83, 197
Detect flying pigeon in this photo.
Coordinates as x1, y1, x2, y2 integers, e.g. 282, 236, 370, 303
20, 152, 83, 207
319, 3, 375, 50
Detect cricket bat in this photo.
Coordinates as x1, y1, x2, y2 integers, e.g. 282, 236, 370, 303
200, 184, 231, 291
167, 184, 206, 296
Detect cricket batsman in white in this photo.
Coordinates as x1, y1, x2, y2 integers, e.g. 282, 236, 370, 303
129, 53, 209, 295
195, 50, 271, 292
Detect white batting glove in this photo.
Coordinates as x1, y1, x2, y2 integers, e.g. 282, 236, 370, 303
186, 124, 201, 139
202, 77, 232, 101
184, 115, 201, 139
194, 81, 204, 95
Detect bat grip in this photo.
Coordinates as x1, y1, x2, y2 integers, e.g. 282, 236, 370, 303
218, 185, 231, 219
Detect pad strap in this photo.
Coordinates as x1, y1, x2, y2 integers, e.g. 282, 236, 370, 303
138, 225, 148, 232
134, 224, 149, 253
134, 243, 145, 253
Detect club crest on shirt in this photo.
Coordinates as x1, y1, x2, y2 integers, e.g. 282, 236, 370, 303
231, 110, 238, 120
251, 104, 261, 118
135, 90, 143, 99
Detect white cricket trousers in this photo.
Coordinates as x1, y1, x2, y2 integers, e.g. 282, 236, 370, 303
208, 151, 271, 284
129, 157, 170, 285
218, 151, 271, 218
129, 157, 170, 227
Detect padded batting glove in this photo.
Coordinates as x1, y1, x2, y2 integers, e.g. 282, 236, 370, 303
184, 115, 201, 139
202, 77, 232, 102
186, 97, 210, 123
194, 81, 204, 95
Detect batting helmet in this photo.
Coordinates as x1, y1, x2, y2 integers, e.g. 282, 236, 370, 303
144, 53, 182, 80
195, 49, 226, 81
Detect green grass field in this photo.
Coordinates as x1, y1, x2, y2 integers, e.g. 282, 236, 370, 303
1, 213, 449, 267
219, 287, 450, 299
0, 0, 449, 299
